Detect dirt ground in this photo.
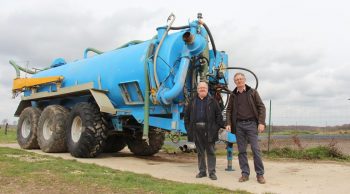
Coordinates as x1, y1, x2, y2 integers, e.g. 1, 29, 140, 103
1, 143, 350, 194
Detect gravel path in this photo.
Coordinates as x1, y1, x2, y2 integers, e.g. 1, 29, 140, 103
1, 143, 349, 194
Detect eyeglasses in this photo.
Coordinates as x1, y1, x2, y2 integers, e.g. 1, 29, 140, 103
234, 78, 245, 81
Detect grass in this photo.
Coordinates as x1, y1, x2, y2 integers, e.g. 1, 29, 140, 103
265, 146, 350, 161
162, 144, 181, 154
264, 133, 350, 161
215, 147, 238, 157
261, 130, 319, 136
164, 141, 350, 162
0, 128, 17, 143
261, 129, 350, 136
0, 147, 249, 194
164, 133, 188, 143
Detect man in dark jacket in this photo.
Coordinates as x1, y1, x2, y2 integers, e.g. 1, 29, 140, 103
184, 82, 224, 180
226, 72, 266, 184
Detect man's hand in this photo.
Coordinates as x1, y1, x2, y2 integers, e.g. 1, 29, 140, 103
225, 125, 231, 131
258, 124, 265, 133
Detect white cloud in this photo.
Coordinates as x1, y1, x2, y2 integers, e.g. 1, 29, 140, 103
0, 0, 349, 126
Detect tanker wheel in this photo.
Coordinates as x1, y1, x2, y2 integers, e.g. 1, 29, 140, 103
103, 135, 126, 153
66, 102, 107, 158
126, 128, 165, 156
37, 105, 69, 153
17, 107, 41, 149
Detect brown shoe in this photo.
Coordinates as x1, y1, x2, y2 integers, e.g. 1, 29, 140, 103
257, 175, 266, 184
238, 175, 249, 182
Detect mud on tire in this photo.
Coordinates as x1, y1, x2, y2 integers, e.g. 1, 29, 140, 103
37, 105, 69, 153
66, 102, 107, 158
17, 107, 41, 149
126, 128, 165, 156
103, 135, 127, 153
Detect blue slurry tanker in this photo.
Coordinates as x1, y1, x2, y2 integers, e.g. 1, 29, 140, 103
11, 13, 237, 158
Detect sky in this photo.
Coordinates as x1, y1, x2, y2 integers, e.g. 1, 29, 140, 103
0, 0, 349, 126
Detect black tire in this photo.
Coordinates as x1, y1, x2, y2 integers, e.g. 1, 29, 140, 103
66, 102, 107, 158
126, 128, 165, 156
103, 135, 127, 153
17, 107, 41, 149
37, 105, 69, 153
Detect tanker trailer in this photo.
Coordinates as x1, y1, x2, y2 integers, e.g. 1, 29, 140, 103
10, 13, 230, 158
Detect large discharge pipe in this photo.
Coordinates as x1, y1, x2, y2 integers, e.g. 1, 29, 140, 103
157, 32, 207, 104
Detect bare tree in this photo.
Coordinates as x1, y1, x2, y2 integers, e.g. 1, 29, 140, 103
2, 119, 8, 126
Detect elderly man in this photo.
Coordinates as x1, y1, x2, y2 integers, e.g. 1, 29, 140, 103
184, 82, 224, 180
226, 73, 266, 184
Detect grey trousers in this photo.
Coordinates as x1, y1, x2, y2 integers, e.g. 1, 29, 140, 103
194, 131, 216, 175
236, 120, 264, 176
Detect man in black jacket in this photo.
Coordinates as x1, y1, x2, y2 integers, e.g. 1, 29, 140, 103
184, 82, 224, 180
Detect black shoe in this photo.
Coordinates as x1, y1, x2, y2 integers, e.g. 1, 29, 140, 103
196, 172, 207, 178
209, 173, 217, 180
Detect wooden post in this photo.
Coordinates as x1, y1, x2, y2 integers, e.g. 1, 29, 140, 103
267, 100, 272, 153
5, 123, 8, 135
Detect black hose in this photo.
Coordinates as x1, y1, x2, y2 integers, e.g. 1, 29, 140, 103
169, 25, 190, 30
170, 23, 216, 59
202, 23, 217, 58
210, 67, 259, 111
225, 67, 259, 90
219, 87, 230, 110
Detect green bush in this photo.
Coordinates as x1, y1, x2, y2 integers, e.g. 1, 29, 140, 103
265, 146, 349, 161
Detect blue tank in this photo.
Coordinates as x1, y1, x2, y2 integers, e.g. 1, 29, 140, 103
13, 14, 229, 158
24, 19, 227, 134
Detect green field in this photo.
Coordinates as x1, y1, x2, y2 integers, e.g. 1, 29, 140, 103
0, 128, 17, 143
264, 146, 350, 162
0, 147, 249, 194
